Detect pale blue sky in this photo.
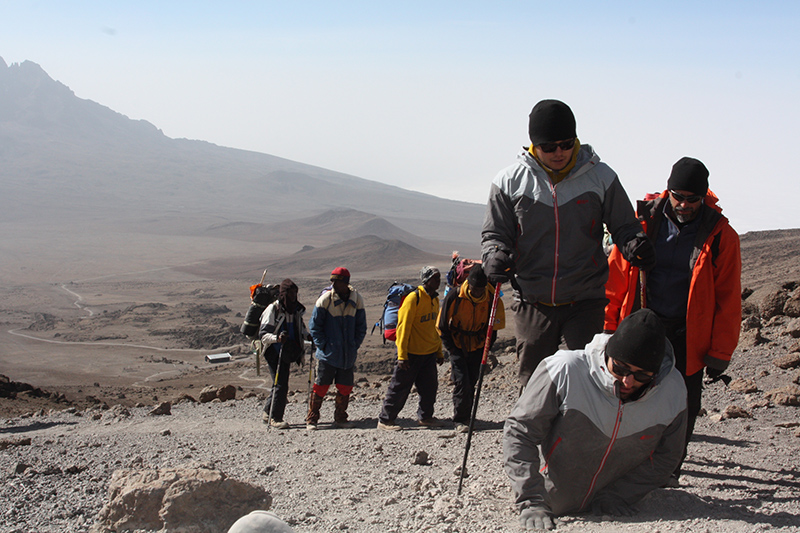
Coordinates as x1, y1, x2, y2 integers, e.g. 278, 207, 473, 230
2, 1, 798, 232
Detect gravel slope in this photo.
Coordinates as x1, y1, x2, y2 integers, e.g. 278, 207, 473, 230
2, 319, 800, 533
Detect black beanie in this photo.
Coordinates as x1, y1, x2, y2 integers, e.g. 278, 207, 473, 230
467, 265, 488, 289
528, 99, 577, 145
667, 157, 709, 196
605, 309, 666, 374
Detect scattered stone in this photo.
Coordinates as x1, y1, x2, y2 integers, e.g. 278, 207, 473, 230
199, 386, 218, 403
0, 437, 32, 450
752, 286, 789, 319
728, 378, 758, 394
738, 328, 766, 348
161, 429, 172, 436
412, 451, 431, 465
775, 421, 800, 428
198, 385, 236, 403
784, 292, 800, 317
722, 405, 751, 419
13, 462, 31, 475
217, 384, 237, 402
764, 385, 800, 406
103, 404, 132, 420
89, 463, 272, 533
149, 402, 172, 416
174, 393, 198, 404
741, 315, 761, 331
774, 353, 800, 369
785, 318, 800, 338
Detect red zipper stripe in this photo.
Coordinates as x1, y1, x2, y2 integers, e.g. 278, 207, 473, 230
580, 401, 623, 510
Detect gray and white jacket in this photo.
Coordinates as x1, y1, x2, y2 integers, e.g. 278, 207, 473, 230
481, 145, 642, 304
503, 333, 687, 515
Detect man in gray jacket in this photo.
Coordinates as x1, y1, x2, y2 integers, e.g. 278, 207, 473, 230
504, 309, 687, 530
482, 99, 655, 389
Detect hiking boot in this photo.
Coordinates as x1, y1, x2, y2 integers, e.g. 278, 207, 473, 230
454, 422, 469, 434
663, 474, 681, 488
269, 419, 289, 430
333, 391, 353, 429
418, 417, 444, 428
306, 392, 324, 429
377, 420, 402, 431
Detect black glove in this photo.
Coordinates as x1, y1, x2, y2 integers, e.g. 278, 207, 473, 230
484, 248, 515, 283
705, 366, 724, 380
591, 494, 635, 516
519, 506, 555, 531
622, 232, 656, 270
397, 360, 410, 371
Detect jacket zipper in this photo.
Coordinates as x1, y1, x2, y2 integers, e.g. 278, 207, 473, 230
580, 400, 624, 510
551, 185, 560, 304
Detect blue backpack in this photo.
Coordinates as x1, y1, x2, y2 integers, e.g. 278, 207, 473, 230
372, 282, 417, 343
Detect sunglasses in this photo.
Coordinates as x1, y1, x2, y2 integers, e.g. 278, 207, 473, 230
609, 360, 655, 383
537, 138, 576, 153
670, 190, 704, 204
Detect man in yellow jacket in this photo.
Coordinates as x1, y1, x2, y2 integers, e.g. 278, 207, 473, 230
378, 266, 444, 430
437, 266, 505, 433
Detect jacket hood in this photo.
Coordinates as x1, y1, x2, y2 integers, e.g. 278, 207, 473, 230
585, 332, 677, 401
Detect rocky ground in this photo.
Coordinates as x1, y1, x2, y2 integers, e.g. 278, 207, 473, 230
2, 291, 800, 532
2, 230, 800, 532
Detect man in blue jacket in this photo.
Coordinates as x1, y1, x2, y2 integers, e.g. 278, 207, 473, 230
307, 267, 367, 430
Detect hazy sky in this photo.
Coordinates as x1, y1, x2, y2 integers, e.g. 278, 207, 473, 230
2, 1, 798, 232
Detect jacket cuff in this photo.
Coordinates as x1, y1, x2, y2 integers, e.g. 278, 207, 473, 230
703, 355, 730, 372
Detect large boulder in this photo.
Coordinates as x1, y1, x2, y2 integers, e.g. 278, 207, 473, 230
90, 463, 271, 533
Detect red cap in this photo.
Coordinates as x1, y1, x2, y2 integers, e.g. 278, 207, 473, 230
330, 267, 351, 281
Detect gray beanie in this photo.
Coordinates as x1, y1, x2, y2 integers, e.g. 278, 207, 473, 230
420, 266, 440, 284
605, 309, 666, 374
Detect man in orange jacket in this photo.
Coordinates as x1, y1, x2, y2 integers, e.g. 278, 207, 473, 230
605, 157, 741, 486
437, 266, 505, 433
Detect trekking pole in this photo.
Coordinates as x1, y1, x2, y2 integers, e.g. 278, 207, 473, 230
457, 282, 502, 495
639, 269, 647, 309
267, 342, 285, 430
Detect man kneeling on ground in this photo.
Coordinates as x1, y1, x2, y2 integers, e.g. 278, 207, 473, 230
504, 309, 687, 530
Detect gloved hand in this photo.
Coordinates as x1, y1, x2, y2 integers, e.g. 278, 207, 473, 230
519, 506, 556, 531
484, 248, 515, 283
591, 494, 635, 516
437, 358, 444, 366
398, 360, 411, 371
705, 366, 724, 380
622, 232, 656, 270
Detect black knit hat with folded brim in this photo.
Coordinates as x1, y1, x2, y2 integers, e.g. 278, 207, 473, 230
667, 157, 709, 196
605, 309, 666, 374
528, 99, 577, 145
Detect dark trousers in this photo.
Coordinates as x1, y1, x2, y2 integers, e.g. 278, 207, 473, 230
450, 348, 483, 424
514, 298, 606, 389
663, 318, 703, 477
262, 346, 292, 421
379, 353, 438, 423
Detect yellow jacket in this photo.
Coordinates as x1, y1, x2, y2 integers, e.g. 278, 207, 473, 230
395, 285, 442, 361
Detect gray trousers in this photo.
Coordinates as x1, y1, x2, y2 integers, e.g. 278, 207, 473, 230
515, 298, 606, 389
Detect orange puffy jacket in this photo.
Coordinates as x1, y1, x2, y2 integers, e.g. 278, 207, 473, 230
604, 190, 741, 376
